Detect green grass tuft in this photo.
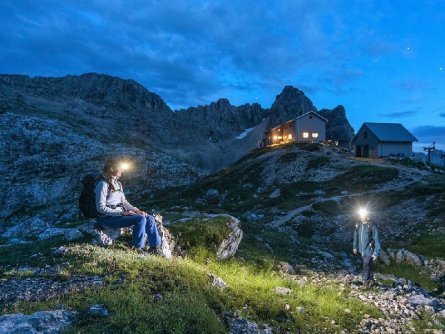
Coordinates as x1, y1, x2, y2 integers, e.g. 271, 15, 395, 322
168, 216, 232, 255
375, 262, 439, 292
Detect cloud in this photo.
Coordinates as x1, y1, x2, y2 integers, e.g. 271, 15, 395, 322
0, 0, 390, 108
412, 125, 445, 145
392, 79, 429, 92
379, 110, 418, 118
400, 96, 424, 105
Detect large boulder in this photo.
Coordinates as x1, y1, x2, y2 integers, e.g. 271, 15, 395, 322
169, 214, 243, 260
403, 250, 423, 267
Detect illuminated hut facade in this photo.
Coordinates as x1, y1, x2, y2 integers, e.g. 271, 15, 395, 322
265, 111, 328, 146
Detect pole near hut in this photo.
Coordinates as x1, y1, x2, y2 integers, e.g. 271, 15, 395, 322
423, 141, 435, 165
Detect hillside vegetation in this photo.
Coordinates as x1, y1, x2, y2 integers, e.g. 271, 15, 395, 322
1, 142, 445, 333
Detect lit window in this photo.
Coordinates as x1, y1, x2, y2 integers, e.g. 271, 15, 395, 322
288, 134, 293, 139
312, 133, 319, 139
278, 136, 283, 139
302, 132, 309, 138
273, 135, 278, 141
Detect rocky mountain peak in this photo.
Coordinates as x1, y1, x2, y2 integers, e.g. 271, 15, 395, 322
214, 98, 231, 107
319, 105, 355, 146
0, 73, 172, 114
269, 85, 317, 126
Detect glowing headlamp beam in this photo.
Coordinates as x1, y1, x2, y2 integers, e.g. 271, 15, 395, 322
120, 162, 130, 171
358, 207, 368, 219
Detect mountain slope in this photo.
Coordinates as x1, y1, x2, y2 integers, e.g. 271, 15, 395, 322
1, 142, 444, 333
1, 73, 355, 223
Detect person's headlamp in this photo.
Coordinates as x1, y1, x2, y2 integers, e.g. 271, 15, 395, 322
119, 161, 131, 171
358, 207, 368, 220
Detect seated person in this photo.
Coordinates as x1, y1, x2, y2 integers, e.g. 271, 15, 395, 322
95, 158, 161, 254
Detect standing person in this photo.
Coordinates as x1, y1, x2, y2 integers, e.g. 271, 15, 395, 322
95, 158, 162, 254
353, 209, 380, 289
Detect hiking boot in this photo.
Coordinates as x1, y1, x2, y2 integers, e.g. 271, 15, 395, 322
367, 280, 376, 289
135, 248, 149, 255
147, 247, 165, 257
362, 280, 375, 290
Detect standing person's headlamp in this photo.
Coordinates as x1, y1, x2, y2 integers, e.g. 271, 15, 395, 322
358, 207, 368, 220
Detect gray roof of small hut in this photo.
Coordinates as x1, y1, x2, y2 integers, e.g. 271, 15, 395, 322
353, 123, 418, 143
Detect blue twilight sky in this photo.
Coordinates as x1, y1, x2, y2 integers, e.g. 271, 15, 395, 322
1, 0, 444, 150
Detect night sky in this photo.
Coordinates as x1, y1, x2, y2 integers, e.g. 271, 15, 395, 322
1, 1, 444, 150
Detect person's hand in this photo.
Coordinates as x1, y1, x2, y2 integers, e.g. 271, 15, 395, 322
135, 209, 148, 217
372, 255, 377, 261
122, 210, 135, 216
353, 249, 357, 254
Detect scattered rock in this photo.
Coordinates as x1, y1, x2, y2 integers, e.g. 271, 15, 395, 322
275, 287, 292, 296
0, 276, 104, 304
89, 304, 110, 317
379, 249, 391, 265
313, 190, 325, 197
245, 212, 264, 222
206, 188, 220, 204
396, 249, 405, 263
295, 306, 305, 313
39, 228, 83, 241
208, 273, 228, 289
269, 189, 280, 199
215, 215, 243, 260
52, 246, 71, 256
1, 218, 51, 239
153, 293, 163, 302
407, 294, 439, 307
276, 261, 296, 275
318, 251, 334, 259
404, 250, 423, 267
0, 310, 77, 334
228, 317, 273, 334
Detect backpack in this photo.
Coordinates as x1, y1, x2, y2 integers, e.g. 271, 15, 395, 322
79, 174, 110, 219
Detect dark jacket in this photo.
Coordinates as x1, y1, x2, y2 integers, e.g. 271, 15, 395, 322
353, 221, 380, 257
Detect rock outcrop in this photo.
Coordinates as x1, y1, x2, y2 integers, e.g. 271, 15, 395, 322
0, 310, 77, 334
268, 86, 317, 126
0, 73, 355, 225
319, 105, 355, 147
168, 214, 243, 259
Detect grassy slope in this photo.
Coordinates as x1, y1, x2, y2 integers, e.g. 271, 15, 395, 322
1, 142, 444, 332
0, 237, 379, 333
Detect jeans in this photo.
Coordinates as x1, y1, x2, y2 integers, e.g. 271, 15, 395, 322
97, 214, 161, 249
362, 255, 374, 283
